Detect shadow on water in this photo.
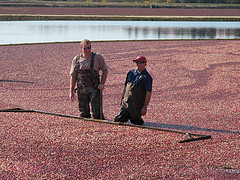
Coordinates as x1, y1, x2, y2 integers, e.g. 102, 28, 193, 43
148, 61, 240, 135
144, 122, 240, 135
0, 79, 35, 84
168, 61, 240, 91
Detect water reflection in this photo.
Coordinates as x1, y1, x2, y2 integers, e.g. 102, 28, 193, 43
124, 26, 240, 40
0, 21, 239, 44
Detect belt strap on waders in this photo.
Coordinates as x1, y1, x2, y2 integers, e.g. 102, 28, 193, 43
90, 52, 96, 69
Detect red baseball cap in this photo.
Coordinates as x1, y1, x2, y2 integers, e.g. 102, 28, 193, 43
133, 56, 147, 63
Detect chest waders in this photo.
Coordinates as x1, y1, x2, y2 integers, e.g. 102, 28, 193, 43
76, 52, 104, 119
114, 78, 146, 125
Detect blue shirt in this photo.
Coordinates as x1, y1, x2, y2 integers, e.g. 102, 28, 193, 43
125, 69, 152, 92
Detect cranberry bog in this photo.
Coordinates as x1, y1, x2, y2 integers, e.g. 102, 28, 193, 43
1, 6, 240, 21
0, 40, 239, 179
1, 6, 240, 16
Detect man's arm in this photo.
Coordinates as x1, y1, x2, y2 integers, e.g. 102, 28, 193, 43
144, 91, 152, 107
69, 75, 77, 102
98, 69, 109, 91
141, 91, 152, 116
120, 86, 126, 105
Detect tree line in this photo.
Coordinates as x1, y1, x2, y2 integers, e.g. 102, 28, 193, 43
125, 0, 240, 3
161, 0, 240, 3
72, 0, 240, 4
43, 0, 240, 4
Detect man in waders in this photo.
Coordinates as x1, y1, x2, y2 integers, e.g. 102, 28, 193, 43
114, 56, 152, 125
69, 39, 109, 119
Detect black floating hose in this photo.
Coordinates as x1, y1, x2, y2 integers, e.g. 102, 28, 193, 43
0, 108, 212, 143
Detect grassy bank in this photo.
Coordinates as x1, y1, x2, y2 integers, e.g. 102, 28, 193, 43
0, 14, 240, 21
1, 1, 240, 9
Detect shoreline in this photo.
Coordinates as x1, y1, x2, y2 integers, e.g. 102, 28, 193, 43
1, 14, 240, 21
1, 39, 240, 47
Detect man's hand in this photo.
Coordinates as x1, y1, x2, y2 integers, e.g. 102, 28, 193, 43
69, 93, 76, 102
141, 106, 147, 116
98, 84, 105, 91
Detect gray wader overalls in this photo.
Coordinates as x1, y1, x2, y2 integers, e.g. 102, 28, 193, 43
114, 75, 146, 125
76, 52, 104, 119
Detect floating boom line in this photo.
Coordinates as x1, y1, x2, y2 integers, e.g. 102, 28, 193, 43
0, 108, 211, 143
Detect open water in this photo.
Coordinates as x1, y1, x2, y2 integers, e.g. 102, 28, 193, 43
0, 21, 239, 45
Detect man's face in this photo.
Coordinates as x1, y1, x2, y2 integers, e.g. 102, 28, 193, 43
81, 43, 91, 57
135, 61, 146, 72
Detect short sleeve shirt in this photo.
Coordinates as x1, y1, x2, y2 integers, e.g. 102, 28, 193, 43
125, 69, 153, 92
70, 53, 109, 77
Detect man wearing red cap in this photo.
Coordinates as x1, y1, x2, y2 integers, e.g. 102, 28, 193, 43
114, 56, 153, 125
